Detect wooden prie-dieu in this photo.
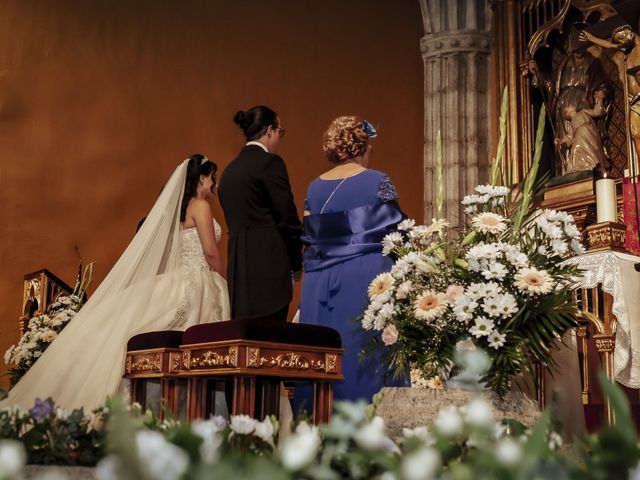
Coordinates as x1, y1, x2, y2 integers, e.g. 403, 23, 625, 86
123, 318, 343, 424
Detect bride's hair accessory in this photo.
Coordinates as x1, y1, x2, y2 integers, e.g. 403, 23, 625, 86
362, 120, 378, 139
200, 155, 209, 166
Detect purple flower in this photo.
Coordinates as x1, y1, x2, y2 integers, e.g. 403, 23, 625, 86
29, 398, 54, 421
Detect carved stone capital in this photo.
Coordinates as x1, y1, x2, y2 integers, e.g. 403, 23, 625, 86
421, 32, 491, 58
585, 221, 627, 252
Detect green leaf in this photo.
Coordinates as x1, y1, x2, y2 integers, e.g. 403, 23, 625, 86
435, 129, 444, 218
490, 86, 508, 186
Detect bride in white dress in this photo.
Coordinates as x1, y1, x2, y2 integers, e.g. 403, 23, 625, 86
1, 154, 230, 412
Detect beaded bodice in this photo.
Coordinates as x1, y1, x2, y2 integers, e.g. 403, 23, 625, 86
180, 220, 222, 269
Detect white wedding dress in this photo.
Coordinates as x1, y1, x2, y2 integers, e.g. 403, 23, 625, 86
1, 160, 230, 412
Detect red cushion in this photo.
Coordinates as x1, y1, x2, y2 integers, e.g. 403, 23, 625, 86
127, 330, 184, 351
182, 318, 342, 348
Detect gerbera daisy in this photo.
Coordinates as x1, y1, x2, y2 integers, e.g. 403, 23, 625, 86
413, 290, 449, 322
514, 267, 554, 295
368, 273, 395, 300
471, 212, 508, 235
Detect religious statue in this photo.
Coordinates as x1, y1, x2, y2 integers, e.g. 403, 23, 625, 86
556, 89, 608, 173
528, 26, 612, 175
580, 15, 640, 166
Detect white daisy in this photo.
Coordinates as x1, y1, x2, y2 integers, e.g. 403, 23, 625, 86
551, 239, 568, 256
382, 232, 404, 256
425, 218, 450, 237
505, 249, 529, 268
481, 262, 508, 280
487, 330, 507, 349
564, 223, 580, 239
413, 291, 449, 322
453, 296, 478, 322
472, 212, 508, 235
368, 273, 395, 300
397, 219, 416, 231
514, 267, 554, 295
396, 280, 413, 299
469, 317, 494, 338
493, 292, 519, 318
571, 239, 585, 255
480, 281, 502, 297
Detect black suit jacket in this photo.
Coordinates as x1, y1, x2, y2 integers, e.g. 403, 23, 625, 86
218, 145, 303, 319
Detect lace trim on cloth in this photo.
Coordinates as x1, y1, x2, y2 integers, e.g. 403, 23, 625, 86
378, 176, 398, 203
564, 251, 639, 387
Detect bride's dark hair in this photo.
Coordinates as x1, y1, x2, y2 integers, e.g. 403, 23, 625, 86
180, 154, 217, 222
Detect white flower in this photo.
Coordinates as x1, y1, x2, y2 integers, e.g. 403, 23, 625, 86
96, 455, 120, 480
382, 324, 399, 346
229, 415, 257, 435
378, 302, 396, 321
466, 243, 501, 262
41, 330, 57, 343
480, 282, 502, 297
414, 257, 437, 274
382, 232, 404, 255
0, 440, 26, 479
481, 262, 508, 280
548, 431, 563, 450
487, 330, 507, 349
280, 428, 321, 471
495, 438, 523, 466
434, 406, 463, 436
464, 205, 477, 214
453, 296, 478, 322
464, 398, 494, 427
254, 417, 275, 445
472, 212, 508, 234
551, 239, 568, 256
55, 407, 69, 421
514, 267, 554, 295
571, 239, 585, 255
413, 291, 449, 322
505, 249, 529, 268
135, 430, 189, 480
425, 218, 450, 237
402, 426, 434, 445
361, 311, 375, 330
564, 222, 580, 239
396, 280, 413, 299
398, 219, 416, 231
401, 447, 441, 480
192, 418, 225, 463
391, 259, 412, 279
353, 416, 386, 450
368, 273, 395, 300
469, 317, 494, 338
482, 292, 518, 318
475, 184, 511, 197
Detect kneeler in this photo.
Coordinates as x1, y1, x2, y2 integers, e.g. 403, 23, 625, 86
124, 318, 343, 424
123, 330, 186, 419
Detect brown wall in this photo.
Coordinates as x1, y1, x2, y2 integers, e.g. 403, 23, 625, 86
0, 0, 424, 386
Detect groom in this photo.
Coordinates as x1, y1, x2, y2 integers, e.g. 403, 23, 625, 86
218, 106, 302, 321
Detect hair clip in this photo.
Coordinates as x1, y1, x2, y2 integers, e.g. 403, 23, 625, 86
200, 155, 209, 165
362, 120, 378, 139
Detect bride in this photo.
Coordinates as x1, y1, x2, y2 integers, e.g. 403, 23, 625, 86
1, 154, 230, 412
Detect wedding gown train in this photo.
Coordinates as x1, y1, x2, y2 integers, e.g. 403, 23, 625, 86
1, 220, 229, 412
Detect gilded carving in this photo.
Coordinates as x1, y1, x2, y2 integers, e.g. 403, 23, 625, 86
191, 347, 237, 368
586, 222, 627, 251
247, 347, 260, 367
129, 354, 161, 373
183, 351, 191, 370
125, 355, 132, 375
169, 353, 181, 372
325, 354, 337, 373
258, 352, 325, 371
595, 337, 615, 353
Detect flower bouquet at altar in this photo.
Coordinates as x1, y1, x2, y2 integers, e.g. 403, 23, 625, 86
4, 263, 94, 387
363, 103, 585, 395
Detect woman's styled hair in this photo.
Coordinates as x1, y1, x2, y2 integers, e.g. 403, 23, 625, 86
180, 154, 217, 222
322, 116, 372, 164
233, 105, 278, 141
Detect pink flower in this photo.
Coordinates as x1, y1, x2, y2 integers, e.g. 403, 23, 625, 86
382, 324, 399, 346
446, 285, 464, 300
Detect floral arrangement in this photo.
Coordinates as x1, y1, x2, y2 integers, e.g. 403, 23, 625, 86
362, 102, 583, 395
4, 263, 93, 387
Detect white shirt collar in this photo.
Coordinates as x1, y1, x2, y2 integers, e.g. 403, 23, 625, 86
245, 141, 268, 153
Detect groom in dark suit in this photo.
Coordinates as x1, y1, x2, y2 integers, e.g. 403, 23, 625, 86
218, 106, 302, 321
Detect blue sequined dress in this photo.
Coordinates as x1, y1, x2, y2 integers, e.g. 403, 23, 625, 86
299, 169, 410, 403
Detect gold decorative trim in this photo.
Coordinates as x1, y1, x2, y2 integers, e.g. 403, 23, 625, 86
183, 350, 191, 370
325, 354, 337, 373
125, 355, 132, 375
595, 337, 615, 353
169, 353, 181, 372
259, 352, 325, 371
129, 354, 161, 373
247, 347, 260, 367
585, 222, 627, 252
191, 347, 237, 368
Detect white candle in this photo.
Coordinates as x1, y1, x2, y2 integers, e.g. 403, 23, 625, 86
595, 178, 617, 223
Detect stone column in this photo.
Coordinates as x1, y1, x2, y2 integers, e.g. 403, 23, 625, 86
420, 0, 492, 227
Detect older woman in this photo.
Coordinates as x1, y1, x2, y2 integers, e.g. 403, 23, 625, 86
299, 116, 410, 403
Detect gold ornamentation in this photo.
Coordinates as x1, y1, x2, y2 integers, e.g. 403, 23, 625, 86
595, 337, 615, 353
191, 347, 237, 368
169, 353, 181, 372
129, 354, 161, 373
183, 351, 191, 370
325, 354, 337, 373
586, 222, 627, 252
259, 352, 325, 371
125, 356, 132, 375
247, 347, 260, 367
